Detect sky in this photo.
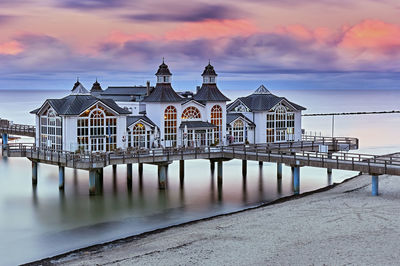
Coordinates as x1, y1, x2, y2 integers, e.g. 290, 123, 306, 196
0, 0, 400, 91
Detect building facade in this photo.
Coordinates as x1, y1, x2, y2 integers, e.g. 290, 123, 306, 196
31, 61, 305, 152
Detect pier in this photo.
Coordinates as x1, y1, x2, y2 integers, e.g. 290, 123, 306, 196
0, 120, 397, 197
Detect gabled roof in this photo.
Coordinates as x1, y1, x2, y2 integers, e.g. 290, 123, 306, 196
253, 85, 270, 95
228, 88, 306, 112
31, 95, 131, 116
127, 116, 156, 128
193, 84, 230, 102
143, 83, 184, 102
227, 113, 256, 127
181, 98, 205, 107
179, 121, 216, 129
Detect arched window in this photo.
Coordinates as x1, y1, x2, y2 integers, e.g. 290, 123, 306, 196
266, 113, 275, 143
233, 119, 244, 143
164, 105, 177, 147
182, 106, 201, 120
77, 104, 116, 152
40, 107, 62, 150
211, 105, 223, 143
275, 106, 286, 142
276, 106, 286, 128
131, 123, 146, 147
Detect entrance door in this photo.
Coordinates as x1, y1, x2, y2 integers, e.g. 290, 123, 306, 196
91, 137, 105, 152
194, 131, 207, 147
276, 130, 286, 142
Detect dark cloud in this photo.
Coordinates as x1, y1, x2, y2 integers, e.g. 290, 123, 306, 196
124, 4, 240, 22
0, 15, 15, 24
57, 0, 128, 9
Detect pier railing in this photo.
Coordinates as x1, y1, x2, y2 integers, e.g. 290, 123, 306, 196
0, 124, 36, 137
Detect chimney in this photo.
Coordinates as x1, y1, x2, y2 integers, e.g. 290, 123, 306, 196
196, 86, 200, 93
146, 80, 151, 96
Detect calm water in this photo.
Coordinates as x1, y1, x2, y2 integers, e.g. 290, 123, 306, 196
0, 89, 399, 265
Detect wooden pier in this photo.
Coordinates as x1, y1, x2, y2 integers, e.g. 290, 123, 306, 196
0, 120, 393, 197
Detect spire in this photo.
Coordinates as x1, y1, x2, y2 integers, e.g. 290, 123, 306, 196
202, 61, 217, 84
253, 85, 271, 95
91, 79, 103, 92
72, 77, 80, 91
155, 59, 172, 84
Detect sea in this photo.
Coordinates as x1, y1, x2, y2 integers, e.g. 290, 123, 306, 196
0, 88, 399, 265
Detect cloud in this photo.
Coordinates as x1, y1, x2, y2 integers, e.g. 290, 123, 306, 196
125, 4, 241, 22
57, 0, 127, 9
339, 19, 400, 54
165, 19, 258, 41
0, 15, 15, 24
0, 41, 23, 55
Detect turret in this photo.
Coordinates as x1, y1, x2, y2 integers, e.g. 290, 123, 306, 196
155, 58, 172, 84
201, 61, 217, 84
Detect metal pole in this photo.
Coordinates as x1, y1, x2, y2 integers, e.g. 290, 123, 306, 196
332, 114, 335, 137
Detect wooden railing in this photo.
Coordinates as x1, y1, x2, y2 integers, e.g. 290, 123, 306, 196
0, 124, 36, 137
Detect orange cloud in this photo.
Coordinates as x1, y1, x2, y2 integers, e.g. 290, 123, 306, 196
165, 19, 258, 41
0, 41, 23, 55
340, 19, 400, 52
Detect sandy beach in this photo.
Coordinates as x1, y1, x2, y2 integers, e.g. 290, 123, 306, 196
33, 174, 400, 265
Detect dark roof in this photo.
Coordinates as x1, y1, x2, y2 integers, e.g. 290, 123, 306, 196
31, 95, 131, 115
127, 116, 156, 128
179, 121, 217, 129
91, 80, 103, 92
229, 92, 306, 112
201, 63, 217, 76
227, 113, 256, 127
155, 61, 172, 76
72, 80, 81, 91
144, 83, 184, 102
98, 86, 152, 102
193, 84, 230, 102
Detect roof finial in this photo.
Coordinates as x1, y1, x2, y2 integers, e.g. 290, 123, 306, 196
208, 59, 211, 65
95, 77, 98, 82
77, 76, 79, 82
162, 57, 165, 64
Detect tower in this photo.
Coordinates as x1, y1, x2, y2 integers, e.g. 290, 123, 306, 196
155, 58, 172, 84
201, 61, 217, 84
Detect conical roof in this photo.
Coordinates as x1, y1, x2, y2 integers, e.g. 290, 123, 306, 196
91, 80, 103, 92
253, 85, 271, 95
155, 60, 172, 76
201, 62, 217, 76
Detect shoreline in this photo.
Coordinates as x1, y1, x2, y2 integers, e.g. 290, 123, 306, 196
25, 173, 362, 266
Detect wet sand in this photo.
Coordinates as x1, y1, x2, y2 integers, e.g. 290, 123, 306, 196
32, 174, 400, 265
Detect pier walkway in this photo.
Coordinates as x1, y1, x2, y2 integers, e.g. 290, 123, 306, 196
1, 135, 396, 196
0, 120, 35, 138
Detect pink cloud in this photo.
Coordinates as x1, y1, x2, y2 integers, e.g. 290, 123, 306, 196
275, 24, 334, 44
0, 41, 23, 55
340, 19, 400, 52
164, 19, 258, 41
106, 31, 155, 45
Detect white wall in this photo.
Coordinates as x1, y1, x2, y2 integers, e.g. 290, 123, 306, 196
295, 111, 302, 141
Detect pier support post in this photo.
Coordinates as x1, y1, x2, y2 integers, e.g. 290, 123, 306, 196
138, 163, 143, 178
179, 160, 184, 184
277, 163, 282, 179
158, 164, 168, 189
127, 163, 133, 190
372, 175, 379, 196
89, 168, 103, 195
293, 166, 300, 194
259, 161, 263, 167
2, 133, 8, 146
327, 153, 332, 174
58, 166, 65, 190
217, 160, 223, 182
242, 160, 247, 177
32, 161, 38, 185
112, 165, 117, 175
210, 160, 215, 173
127, 163, 133, 180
